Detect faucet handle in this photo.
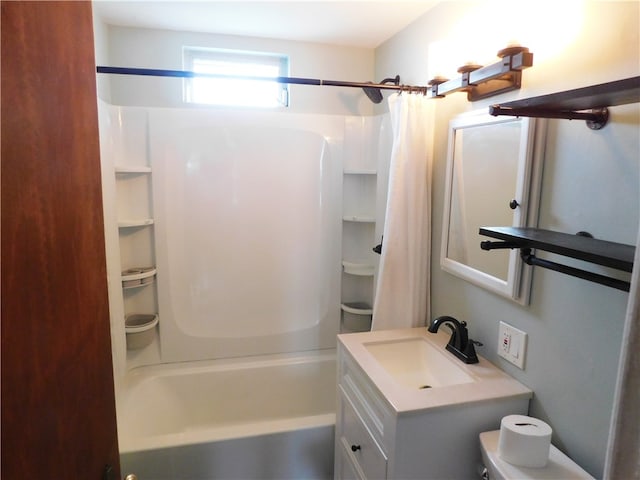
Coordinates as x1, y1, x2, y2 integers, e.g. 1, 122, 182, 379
461, 338, 481, 364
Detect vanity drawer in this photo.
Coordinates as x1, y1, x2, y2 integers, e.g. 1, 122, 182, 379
337, 445, 361, 480
339, 390, 387, 480
339, 349, 389, 448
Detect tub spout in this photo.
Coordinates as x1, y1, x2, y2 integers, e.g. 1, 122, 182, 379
428, 316, 480, 364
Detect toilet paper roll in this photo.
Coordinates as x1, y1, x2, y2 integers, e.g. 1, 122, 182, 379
498, 415, 552, 468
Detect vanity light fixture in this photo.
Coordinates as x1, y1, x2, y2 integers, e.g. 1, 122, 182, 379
428, 45, 533, 101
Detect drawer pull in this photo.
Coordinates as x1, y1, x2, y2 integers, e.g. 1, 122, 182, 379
351, 444, 361, 452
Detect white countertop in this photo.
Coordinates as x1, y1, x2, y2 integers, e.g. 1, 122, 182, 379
338, 327, 532, 414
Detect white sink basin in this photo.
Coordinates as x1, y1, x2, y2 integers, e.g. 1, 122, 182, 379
338, 327, 532, 413
364, 337, 475, 389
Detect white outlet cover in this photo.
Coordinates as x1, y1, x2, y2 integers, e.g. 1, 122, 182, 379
497, 321, 527, 369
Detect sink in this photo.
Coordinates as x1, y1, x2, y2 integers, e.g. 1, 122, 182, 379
338, 327, 532, 413
336, 327, 533, 479
364, 337, 475, 389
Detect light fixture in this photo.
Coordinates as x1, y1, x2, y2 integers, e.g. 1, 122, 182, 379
428, 46, 533, 101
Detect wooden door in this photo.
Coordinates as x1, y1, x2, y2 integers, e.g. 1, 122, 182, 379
1, 2, 121, 479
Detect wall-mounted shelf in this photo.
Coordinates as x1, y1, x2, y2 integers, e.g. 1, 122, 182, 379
489, 76, 640, 130
479, 227, 634, 291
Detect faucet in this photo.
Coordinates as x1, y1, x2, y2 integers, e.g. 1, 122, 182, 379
428, 316, 480, 364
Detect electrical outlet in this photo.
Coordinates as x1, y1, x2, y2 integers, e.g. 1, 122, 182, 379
497, 321, 527, 369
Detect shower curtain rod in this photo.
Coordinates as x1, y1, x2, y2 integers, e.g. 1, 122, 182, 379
97, 48, 532, 101
96, 66, 429, 94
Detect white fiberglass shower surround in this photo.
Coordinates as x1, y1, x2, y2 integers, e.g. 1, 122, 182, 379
99, 101, 389, 478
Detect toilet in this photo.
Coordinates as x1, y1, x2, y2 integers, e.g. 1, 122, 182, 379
479, 430, 594, 479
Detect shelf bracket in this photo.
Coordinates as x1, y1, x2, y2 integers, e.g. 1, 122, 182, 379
479, 227, 634, 291
520, 248, 630, 292
489, 105, 609, 130
480, 240, 523, 251
483, 240, 632, 291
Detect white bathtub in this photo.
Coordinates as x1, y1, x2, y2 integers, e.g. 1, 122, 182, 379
118, 350, 337, 479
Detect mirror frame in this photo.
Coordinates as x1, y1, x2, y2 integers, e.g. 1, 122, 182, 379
440, 109, 545, 304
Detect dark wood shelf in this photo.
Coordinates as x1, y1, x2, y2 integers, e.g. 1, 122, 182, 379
479, 227, 635, 291
494, 77, 640, 111
480, 227, 634, 271
481, 79, 639, 290
489, 76, 640, 129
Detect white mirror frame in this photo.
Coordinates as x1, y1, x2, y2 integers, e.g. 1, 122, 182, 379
440, 109, 546, 304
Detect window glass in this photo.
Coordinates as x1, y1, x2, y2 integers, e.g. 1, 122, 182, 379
184, 47, 289, 107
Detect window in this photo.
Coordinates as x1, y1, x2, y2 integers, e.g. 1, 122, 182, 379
183, 47, 289, 108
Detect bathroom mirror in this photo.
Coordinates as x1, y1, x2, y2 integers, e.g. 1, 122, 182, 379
441, 110, 544, 304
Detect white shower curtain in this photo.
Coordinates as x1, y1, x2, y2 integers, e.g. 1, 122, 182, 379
372, 92, 434, 331
604, 224, 640, 479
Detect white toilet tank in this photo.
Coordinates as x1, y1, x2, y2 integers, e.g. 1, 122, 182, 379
479, 430, 594, 479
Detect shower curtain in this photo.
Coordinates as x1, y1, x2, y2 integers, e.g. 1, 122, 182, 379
604, 224, 640, 478
372, 92, 434, 331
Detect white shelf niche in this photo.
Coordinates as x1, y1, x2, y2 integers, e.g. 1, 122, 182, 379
342, 221, 377, 264
343, 171, 376, 221
121, 267, 157, 289
342, 261, 375, 276
340, 302, 372, 315
343, 169, 376, 175
115, 166, 151, 174
116, 171, 153, 223
340, 301, 373, 333
118, 219, 154, 228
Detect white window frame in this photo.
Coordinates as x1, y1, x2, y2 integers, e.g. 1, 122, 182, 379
183, 47, 289, 108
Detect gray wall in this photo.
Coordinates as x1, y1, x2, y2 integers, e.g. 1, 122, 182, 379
95, 23, 376, 116
375, 1, 639, 476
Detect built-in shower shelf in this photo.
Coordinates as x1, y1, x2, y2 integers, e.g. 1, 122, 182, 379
123, 279, 156, 290
342, 261, 375, 276
118, 219, 154, 228
115, 166, 152, 174
343, 215, 376, 223
341, 302, 373, 315
344, 169, 377, 175
122, 267, 157, 289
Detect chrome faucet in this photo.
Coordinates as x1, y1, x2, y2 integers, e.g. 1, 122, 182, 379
428, 316, 480, 364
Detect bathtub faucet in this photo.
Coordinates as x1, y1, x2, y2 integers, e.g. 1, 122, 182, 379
427, 316, 480, 364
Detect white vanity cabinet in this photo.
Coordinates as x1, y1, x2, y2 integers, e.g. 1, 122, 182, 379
336, 350, 390, 479
337, 391, 388, 479
335, 329, 532, 479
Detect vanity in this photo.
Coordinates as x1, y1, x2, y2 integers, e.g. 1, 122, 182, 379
335, 328, 532, 479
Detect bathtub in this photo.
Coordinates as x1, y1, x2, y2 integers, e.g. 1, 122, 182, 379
118, 350, 337, 479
